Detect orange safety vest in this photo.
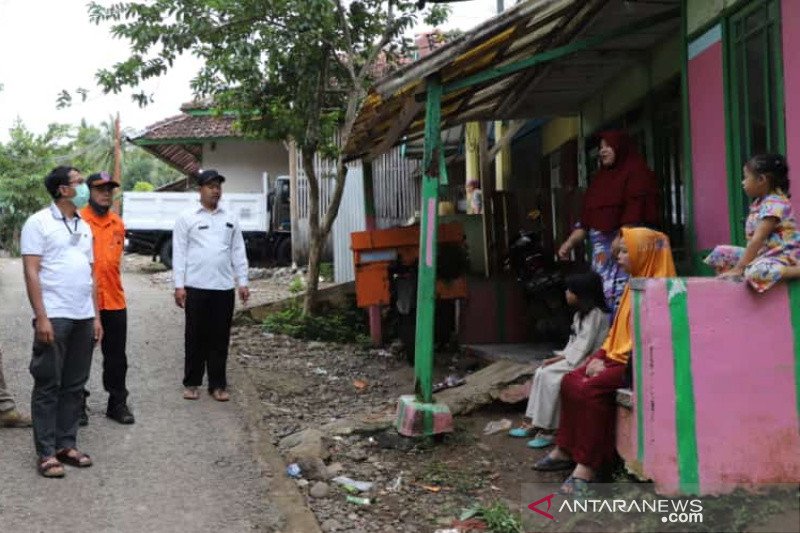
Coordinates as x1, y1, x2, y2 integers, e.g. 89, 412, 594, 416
81, 206, 126, 311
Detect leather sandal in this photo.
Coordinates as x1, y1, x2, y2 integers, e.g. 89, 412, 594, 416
183, 387, 200, 400
38, 457, 65, 478
210, 389, 230, 402
56, 448, 92, 468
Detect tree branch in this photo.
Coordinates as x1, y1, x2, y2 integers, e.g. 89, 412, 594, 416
332, 0, 358, 86
356, 1, 396, 83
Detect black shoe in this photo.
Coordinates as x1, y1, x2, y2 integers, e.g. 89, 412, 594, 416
106, 403, 135, 425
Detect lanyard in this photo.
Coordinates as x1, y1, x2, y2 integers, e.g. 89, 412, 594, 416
62, 217, 78, 235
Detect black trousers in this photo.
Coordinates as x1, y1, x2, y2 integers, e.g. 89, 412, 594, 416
31, 318, 94, 458
183, 288, 235, 391
100, 309, 129, 407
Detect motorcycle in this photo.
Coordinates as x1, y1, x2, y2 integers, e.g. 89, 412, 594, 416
389, 262, 457, 365
505, 228, 571, 345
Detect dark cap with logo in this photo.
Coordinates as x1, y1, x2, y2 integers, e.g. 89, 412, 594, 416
196, 169, 226, 186
87, 171, 121, 189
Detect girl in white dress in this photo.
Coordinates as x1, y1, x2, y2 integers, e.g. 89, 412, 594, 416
509, 272, 610, 448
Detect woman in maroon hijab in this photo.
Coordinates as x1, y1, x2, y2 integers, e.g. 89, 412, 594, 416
557, 131, 660, 312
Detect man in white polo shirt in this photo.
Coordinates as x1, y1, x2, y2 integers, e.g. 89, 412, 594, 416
21, 166, 102, 478
173, 169, 249, 402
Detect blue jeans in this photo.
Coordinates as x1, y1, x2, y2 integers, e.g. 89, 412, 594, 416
30, 318, 94, 459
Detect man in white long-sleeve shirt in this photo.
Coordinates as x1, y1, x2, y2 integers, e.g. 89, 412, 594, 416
172, 169, 250, 402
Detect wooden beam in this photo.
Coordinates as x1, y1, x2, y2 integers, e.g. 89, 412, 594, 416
488, 119, 526, 161
443, 7, 678, 95
368, 99, 423, 159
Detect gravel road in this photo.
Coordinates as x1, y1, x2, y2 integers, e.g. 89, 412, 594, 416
0, 257, 283, 533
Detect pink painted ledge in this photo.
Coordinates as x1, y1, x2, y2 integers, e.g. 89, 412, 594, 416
618, 277, 800, 495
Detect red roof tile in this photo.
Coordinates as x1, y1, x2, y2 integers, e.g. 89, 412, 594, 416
130, 113, 238, 141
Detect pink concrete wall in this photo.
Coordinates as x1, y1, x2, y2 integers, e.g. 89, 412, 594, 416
637, 281, 680, 492
686, 280, 799, 493
688, 42, 731, 250
629, 278, 800, 495
783, 0, 800, 213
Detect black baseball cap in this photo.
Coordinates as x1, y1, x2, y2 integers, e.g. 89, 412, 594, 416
87, 171, 120, 188
196, 169, 226, 185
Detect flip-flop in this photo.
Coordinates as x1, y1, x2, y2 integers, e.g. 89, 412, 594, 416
183, 388, 200, 400
527, 435, 555, 449
533, 455, 575, 472
559, 476, 591, 496
508, 427, 533, 438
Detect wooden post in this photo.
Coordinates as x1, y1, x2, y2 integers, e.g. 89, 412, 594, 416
363, 159, 382, 346
465, 122, 480, 213
415, 76, 442, 405
112, 113, 122, 214
478, 121, 492, 278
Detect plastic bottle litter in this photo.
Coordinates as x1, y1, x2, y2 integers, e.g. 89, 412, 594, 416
432, 374, 467, 393
332, 476, 374, 493
286, 463, 302, 478
346, 495, 372, 506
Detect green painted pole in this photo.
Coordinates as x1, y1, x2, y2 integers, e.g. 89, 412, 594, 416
415, 76, 443, 404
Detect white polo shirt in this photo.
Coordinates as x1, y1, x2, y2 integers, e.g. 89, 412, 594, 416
20, 204, 95, 320
172, 203, 249, 290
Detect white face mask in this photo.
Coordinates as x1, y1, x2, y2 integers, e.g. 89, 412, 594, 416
69, 183, 90, 209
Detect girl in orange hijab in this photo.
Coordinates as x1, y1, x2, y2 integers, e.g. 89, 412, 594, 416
534, 228, 676, 494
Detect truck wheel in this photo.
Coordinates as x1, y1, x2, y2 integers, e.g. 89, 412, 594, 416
276, 237, 292, 266
160, 240, 173, 269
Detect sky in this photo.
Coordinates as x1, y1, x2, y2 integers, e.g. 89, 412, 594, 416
0, 0, 500, 142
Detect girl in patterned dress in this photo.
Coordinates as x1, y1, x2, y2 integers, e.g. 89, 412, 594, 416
705, 154, 800, 292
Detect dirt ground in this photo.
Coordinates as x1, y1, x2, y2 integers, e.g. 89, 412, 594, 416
229, 299, 800, 533
230, 322, 569, 533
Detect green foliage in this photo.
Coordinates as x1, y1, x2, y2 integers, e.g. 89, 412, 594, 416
263, 297, 369, 345
67, 119, 181, 190
82, 0, 451, 313
288, 275, 305, 294
0, 121, 71, 252
319, 262, 334, 282
463, 502, 523, 533
0, 118, 180, 253
0, 174, 53, 254
132, 181, 155, 191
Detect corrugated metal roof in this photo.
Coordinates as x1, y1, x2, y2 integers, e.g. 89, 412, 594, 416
344, 0, 680, 160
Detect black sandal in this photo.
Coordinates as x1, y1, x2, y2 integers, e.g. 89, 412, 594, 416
533, 455, 575, 472
56, 448, 92, 468
559, 476, 591, 496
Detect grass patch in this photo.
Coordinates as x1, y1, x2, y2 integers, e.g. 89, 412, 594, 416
262, 295, 370, 345
462, 501, 523, 533
420, 460, 486, 494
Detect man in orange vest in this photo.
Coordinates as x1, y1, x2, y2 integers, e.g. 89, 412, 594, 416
80, 171, 134, 424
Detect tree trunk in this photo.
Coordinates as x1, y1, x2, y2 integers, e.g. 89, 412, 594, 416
303, 235, 323, 314
300, 150, 349, 315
